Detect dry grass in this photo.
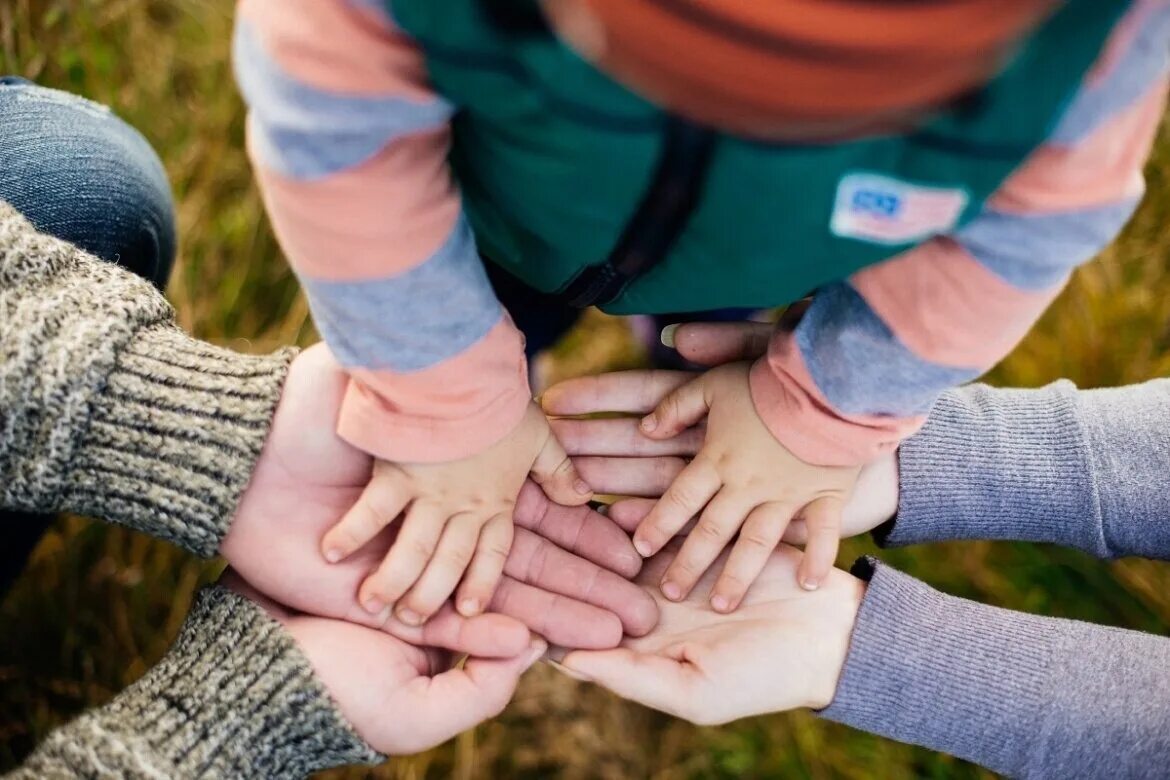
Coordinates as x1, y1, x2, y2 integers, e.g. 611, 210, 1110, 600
2, 2, 1169, 777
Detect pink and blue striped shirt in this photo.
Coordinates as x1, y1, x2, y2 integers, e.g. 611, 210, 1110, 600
234, 0, 1169, 465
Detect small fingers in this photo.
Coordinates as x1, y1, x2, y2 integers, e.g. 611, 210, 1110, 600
709, 502, 792, 612
320, 468, 409, 562
641, 376, 710, 439
531, 430, 593, 505
457, 513, 514, 616
633, 458, 721, 558
397, 512, 488, 624
797, 497, 843, 591
358, 503, 446, 617
659, 492, 754, 602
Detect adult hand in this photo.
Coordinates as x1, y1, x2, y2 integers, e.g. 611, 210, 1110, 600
553, 543, 865, 725
543, 322, 900, 543
222, 572, 546, 756
220, 345, 657, 656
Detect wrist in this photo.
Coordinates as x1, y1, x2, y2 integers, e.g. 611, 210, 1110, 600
807, 572, 867, 710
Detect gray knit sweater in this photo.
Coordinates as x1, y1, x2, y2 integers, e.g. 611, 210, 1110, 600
823, 380, 1170, 778
0, 201, 381, 777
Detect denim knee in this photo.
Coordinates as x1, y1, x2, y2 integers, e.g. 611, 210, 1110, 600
0, 78, 176, 288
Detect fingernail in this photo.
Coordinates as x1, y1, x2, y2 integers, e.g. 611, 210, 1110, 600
397, 607, 422, 625
363, 597, 385, 615
458, 598, 481, 616
595, 503, 610, 516
661, 580, 682, 601
546, 645, 568, 664
634, 539, 653, 557
526, 638, 549, 666
711, 594, 730, 612
545, 656, 592, 683
323, 548, 343, 564
641, 414, 657, 432
801, 577, 820, 592
660, 324, 679, 348
575, 479, 592, 495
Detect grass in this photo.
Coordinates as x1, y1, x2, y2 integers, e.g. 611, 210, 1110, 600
2, 1, 1169, 777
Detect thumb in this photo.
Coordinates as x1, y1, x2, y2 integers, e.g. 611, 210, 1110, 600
641, 375, 710, 439
531, 429, 593, 505
558, 648, 694, 718
667, 322, 773, 366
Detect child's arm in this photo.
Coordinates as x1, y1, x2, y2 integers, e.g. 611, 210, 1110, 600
234, 0, 528, 464
234, 0, 589, 624
753, 73, 1167, 467
635, 17, 1168, 606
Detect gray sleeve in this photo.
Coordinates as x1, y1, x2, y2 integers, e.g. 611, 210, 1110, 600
4, 587, 382, 779
0, 201, 296, 557
882, 379, 1170, 560
821, 559, 1170, 779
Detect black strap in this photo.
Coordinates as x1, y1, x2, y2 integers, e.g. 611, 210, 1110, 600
479, 0, 553, 36
561, 117, 717, 308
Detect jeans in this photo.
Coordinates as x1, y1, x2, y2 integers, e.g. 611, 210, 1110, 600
0, 77, 176, 594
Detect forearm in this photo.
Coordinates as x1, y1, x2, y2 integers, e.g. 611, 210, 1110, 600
6, 588, 380, 779
886, 378, 1170, 560
0, 201, 294, 556
821, 559, 1170, 778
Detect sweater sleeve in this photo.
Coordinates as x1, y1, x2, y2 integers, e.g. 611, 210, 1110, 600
879, 378, 1170, 561
820, 558, 1170, 779
749, 1, 1169, 466
5, 587, 381, 779
0, 201, 294, 557
233, 0, 530, 464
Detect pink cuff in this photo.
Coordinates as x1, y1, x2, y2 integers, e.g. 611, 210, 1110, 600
748, 345, 925, 467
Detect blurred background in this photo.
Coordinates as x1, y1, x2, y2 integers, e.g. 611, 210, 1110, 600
2, 2, 1170, 778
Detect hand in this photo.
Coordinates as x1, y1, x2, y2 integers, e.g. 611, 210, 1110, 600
222, 572, 547, 756
221, 345, 656, 654
553, 543, 865, 725
321, 401, 592, 626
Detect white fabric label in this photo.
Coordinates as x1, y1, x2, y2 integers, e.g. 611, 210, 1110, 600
831, 172, 969, 246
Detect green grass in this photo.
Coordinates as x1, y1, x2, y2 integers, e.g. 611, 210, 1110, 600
2, 2, 1170, 777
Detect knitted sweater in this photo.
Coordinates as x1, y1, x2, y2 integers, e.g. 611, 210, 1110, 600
0, 201, 381, 777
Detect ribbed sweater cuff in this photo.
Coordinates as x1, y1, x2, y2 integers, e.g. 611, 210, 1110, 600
18, 588, 382, 778
878, 382, 1108, 557
820, 558, 1048, 777
60, 325, 296, 557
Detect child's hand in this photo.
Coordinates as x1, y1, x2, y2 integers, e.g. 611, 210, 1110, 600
321, 402, 591, 625
636, 362, 860, 610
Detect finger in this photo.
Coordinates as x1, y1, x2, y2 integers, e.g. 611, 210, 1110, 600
530, 430, 593, 505
514, 482, 642, 578
320, 470, 410, 562
558, 648, 696, 718
641, 376, 710, 439
659, 492, 754, 601
541, 371, 696, 416
505, 527, 658, 637
413, 600, 531, 657
402, 638, 547, 745
396, 512, 487, 623
633, 457, 720, 557
489, 577, 623, 649
456, 513, 514, 616
797, 496, 843, 591
358, 503, 447, 616
551, 417, 703, 457
669, 322, 774, 366
574, 456, 688, 497
709, 502, 792, 612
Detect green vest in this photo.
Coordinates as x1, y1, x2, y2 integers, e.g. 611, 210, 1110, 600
391, 0, 1128, 314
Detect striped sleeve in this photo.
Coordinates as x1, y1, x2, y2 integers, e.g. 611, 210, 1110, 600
233, 0, 530, 463
750, 0, 1169, 466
